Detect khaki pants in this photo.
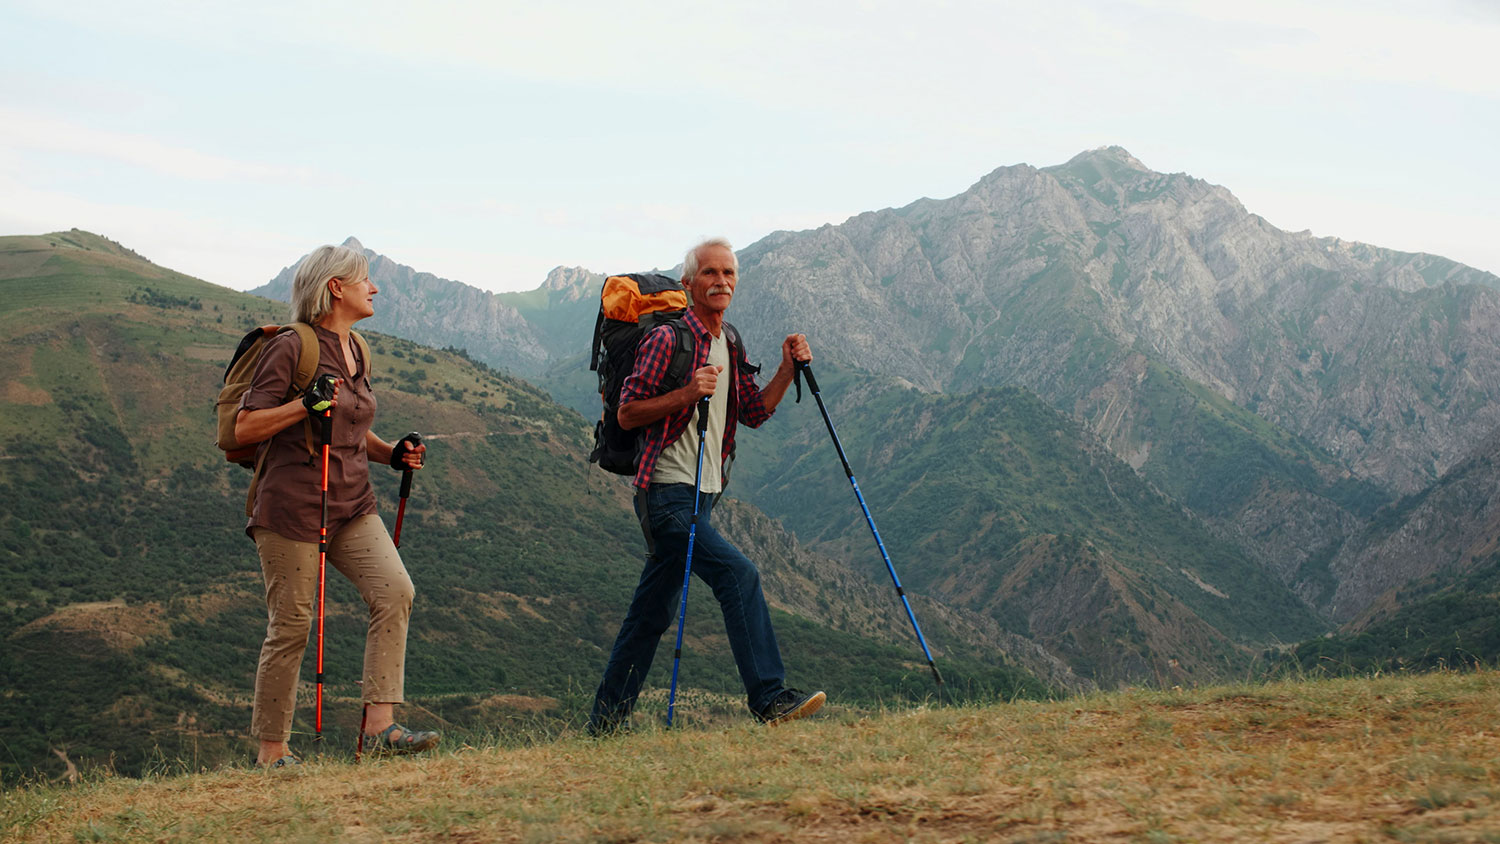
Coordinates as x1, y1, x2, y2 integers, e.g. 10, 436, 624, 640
250, 514, 414, 742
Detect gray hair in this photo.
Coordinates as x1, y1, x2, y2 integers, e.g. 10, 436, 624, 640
681, 237, 737, 283
290, 245, 368, 325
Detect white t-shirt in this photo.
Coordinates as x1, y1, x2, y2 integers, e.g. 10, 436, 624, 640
652, 330, 730, 493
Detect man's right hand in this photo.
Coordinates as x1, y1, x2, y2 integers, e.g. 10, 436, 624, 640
685, 365, 723, 402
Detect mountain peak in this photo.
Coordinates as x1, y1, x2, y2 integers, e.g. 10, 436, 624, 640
341, 236, 366, 252
541, 265, 599, 291
1063, 146, 1150, 172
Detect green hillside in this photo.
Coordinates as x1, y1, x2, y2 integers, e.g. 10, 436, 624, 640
1279, 549, 1500, 676
0, 232, 1043, 782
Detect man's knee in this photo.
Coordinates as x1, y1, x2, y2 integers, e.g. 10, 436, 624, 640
623, 599, 677, 639
704, 547, 763, 597
707, 535, 760, 584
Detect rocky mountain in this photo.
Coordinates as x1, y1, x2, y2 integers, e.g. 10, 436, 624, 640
251, 238, 554, 376
732, 147, 1494, 488
483, 150, 1491, 618
731, 147, 1500, 496
710, 148, 1498, 613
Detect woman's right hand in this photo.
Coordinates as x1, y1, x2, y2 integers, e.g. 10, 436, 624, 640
235, 375, 342, 445
302, 375, 341, 415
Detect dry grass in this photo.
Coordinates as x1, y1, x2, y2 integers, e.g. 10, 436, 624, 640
5, 670, 1500, 842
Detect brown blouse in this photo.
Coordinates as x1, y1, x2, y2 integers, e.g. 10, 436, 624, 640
239, 325, 378, 542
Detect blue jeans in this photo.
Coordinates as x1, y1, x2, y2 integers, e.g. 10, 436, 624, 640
590, 483, 786, 726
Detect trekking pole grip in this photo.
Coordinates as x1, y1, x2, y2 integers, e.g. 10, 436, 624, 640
796, 360, 819, 394
696, 398, 710, 434
393, 432, 423, 491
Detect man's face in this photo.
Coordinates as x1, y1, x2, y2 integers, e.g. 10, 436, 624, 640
685, 245, 737, 314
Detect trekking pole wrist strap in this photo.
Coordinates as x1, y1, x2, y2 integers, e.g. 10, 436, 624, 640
796, 361, 818, 395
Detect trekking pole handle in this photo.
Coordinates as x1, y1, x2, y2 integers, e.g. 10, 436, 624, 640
695, 398, 710, 434
394, 432, 423, 496
796, 360, 819, 394
798, 362, 853, 478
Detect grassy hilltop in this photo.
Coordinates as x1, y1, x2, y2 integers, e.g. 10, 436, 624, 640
4, 670, 1499, 842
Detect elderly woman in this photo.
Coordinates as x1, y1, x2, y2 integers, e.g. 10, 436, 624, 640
234, 244, 438, 767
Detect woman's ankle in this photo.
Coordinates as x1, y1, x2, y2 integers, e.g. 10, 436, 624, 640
256, 740, 291, 765
363, 703, 395, 735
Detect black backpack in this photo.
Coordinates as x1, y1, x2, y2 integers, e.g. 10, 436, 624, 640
588, 273, 757, 475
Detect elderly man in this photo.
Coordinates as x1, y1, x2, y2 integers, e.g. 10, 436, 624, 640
589, 237, 825, 733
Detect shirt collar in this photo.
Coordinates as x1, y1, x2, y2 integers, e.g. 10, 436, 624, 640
681, 307, 721, 342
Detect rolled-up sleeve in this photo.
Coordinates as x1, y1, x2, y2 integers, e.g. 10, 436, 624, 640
620, 325, 674, 406
238, 332, 299, 412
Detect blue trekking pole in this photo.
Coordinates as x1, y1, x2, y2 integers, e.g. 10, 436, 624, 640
666, 398, 712, 726
796, 362, 943, 688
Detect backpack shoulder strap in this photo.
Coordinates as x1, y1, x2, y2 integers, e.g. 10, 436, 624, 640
589, 309, 607, 372
244, 438, 272, 517
284, 323, 321, 395
283, 322, 320, 461
350, 330, 372, 381
722, 321, 761, 377
663, 317, 696, 390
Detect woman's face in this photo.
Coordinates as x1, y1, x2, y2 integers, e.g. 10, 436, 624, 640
333, 274, 378, 320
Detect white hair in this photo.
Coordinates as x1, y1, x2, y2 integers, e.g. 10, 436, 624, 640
681, 237, 737, 283
290, 245, 368, 325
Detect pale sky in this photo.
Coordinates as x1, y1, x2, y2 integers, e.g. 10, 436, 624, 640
2, 0, 1496, 293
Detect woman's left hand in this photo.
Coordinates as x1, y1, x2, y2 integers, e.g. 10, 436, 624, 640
390, 432, 425, 470
399, 442, 426, 471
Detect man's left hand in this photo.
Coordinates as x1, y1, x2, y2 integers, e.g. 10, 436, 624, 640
782, 333, 812, 368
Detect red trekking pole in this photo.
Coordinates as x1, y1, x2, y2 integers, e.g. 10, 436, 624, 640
391, 432, 422, 548
314, 403, 333, 744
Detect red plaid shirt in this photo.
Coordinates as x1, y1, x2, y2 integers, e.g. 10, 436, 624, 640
621, 308, 774, 489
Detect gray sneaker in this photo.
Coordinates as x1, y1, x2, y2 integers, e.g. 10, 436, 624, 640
364, 723, 441, 756
756, 688, 826, 726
